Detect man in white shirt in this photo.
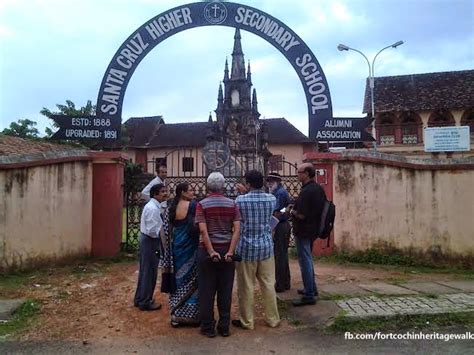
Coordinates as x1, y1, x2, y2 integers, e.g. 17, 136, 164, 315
141, 164, 167, 202
134, 183, 168, 311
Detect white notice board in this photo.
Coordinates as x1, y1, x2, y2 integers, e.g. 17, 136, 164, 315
424, 126, 470, 152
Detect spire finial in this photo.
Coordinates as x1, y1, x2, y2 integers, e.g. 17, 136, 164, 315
223, 57, 229, 82
252, 88, 258, 113
247, 60, 252, 85
231, 28, 245, 79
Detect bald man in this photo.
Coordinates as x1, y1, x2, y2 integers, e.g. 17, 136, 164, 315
289, 163, 326, 306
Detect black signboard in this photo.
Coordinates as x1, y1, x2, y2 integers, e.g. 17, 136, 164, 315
315, 117, 375, 142
50, 115, 120, 141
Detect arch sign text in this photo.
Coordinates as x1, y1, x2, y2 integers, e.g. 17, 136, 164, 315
53, 1, 373, 142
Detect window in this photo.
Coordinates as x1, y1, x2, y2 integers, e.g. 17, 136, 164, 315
269, 155, 283, 171
182, 157, 194, 172
428, 109, 455, 127
231, 89, 240, 107
400, 111, 421, 144
377, 113, 397, 145
154, 157, 166, 171
461, 108, 474, 137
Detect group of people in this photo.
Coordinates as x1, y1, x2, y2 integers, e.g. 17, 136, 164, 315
133, 163, 327, 337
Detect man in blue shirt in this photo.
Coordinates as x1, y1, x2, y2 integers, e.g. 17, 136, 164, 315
233, 170, 280, 330
267, 172, 291, 293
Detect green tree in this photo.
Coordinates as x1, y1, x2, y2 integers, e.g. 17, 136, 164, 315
2, 119, 40, 139
41, 100, 95, 138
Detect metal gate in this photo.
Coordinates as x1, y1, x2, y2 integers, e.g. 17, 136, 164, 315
123, 150, 301, 251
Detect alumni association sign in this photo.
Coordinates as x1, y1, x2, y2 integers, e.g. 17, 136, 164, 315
54, 1, 372, 143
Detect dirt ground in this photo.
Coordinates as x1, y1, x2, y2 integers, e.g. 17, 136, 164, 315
1, 259, 467, 341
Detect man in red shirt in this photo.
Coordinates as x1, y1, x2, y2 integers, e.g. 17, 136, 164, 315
195, 172, 241, 337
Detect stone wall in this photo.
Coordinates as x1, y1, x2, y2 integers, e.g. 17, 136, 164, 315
0, 150, 126, 272
0, 152, 93, 271
306, 152, 474, 264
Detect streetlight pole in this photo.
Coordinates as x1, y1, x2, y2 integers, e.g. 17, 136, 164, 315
337, 41, 404, 151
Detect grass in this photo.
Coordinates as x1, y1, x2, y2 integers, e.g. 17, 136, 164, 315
277, 299, 304, 327
288, 247, 298, 259
0, 253, 137, 292
317, 249, 474, 278
319, 293, 348, 301
326, 311, 474, 333
0, 273, 37, 292
0, 299, 40, 339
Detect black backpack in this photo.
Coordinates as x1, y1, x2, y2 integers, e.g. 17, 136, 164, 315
317, 198, 336, 247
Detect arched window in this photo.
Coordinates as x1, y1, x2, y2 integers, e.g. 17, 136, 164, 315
400, 111, 422, 144
377, 113, 397, 145
460, 108, 474, 137
428, 109, 455, 127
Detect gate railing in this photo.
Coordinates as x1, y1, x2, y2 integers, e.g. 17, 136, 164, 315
124, 160, 301, 251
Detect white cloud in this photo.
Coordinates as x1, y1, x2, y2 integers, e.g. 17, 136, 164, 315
0, 24, 14, 38
330, 2, 352, 21
250, 55, 280, 74
0, 0, 472, 133
0, 0, 20, 13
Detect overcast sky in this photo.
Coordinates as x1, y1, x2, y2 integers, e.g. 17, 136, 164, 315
0, 0, 472, 136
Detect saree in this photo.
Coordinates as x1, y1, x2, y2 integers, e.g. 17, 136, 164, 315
161, 200, 200, 326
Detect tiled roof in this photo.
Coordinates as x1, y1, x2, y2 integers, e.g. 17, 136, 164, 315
262, 118, 312, 144
124, 116, 164, 147
363, 70, 474, 113
123, 117, 311, 148
0, 135, 77, 157
148, 121, 211, 147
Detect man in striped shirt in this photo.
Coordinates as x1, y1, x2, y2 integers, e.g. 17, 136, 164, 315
195, 172, 241, 338
233, 170, 280, 330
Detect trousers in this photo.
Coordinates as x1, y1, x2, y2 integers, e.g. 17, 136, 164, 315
197, 247, 235, 332
273, 221, 291, 291
134, 233, 160, 308
236, 257, 280, 329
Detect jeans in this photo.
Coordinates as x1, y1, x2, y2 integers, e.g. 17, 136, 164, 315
295, 236, 317, 298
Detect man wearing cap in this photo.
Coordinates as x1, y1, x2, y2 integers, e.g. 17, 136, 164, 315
267, 172, 291, 293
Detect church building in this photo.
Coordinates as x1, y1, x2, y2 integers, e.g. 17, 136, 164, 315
122, 28, 315, 176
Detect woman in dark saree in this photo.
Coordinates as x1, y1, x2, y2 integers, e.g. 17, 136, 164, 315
161, 183, 200, 327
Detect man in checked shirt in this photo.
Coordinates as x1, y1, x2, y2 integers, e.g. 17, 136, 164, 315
232, 170, 280, 330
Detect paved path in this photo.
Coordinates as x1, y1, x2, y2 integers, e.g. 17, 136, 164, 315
280, 280, 474, 325
1, 327, 473, 355
337, 293, 474, 319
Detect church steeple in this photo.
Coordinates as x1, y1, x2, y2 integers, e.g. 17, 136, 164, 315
247, 60, 252, 85
214, 27, 263, 160
223, 58, 229, 82
252, 88, 258, 113
231, 28, 246, 79
217, 82, 224, 108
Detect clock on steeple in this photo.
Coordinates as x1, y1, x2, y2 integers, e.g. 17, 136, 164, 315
214, 28, 260, 152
